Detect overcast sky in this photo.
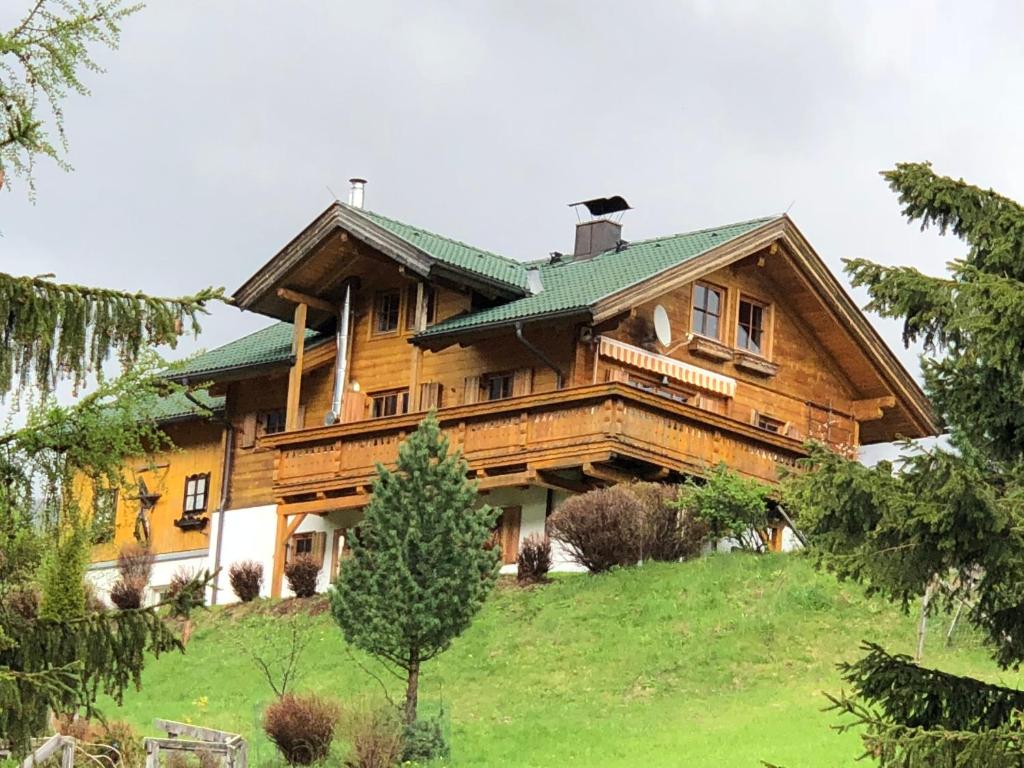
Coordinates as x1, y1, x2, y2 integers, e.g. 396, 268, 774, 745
4, 0, 1020, 395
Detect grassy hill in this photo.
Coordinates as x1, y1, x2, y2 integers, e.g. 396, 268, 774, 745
99, 555, 1022, 767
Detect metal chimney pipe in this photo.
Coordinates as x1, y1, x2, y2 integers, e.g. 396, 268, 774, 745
326, 283, 352, 425
348, 178, 367, 208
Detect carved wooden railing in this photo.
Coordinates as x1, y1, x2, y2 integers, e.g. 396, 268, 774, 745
260, 383, 811, 507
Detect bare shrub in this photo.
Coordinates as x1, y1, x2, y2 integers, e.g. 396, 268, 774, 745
632, 482, 710, 561
547, 487, 644, 573
52, 716, 142, 767
229, 560, 263, 603
84, 580, 107, 613
516, 534, 552, 584
4, 585, 40, 620
263, 693, 340, 766
109, 543, 154, 610
339, 703, 404, 768
284, 555, 320, 598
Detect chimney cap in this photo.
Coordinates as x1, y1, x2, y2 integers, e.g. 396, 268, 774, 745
569, 195, 631, 218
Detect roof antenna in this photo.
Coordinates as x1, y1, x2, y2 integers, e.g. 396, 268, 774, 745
784, 199, 796, 214
326, 185, 340, 202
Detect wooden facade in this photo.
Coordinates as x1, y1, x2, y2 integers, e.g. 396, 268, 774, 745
92, 202, 937, 597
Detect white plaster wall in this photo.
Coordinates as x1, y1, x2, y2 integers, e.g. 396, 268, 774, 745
483, 486, 586, 574
208, 504, 278, 604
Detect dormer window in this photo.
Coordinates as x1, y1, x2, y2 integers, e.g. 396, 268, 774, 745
373, 290, 401, 334
691, 283, 722, 340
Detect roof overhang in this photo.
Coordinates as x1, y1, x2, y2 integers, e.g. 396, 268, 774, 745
415, 307, 592, 351
233, 202, 526, 323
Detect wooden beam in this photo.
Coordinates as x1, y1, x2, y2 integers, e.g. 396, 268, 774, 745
583, 461, 638, 485
477, 469, 537, 490
285, 303, 308, 431
276, 287, 337, 315
271, 512, 308, 598
851, 395, 897, 422
278, 495, 368, 516
536, 469, 593, 494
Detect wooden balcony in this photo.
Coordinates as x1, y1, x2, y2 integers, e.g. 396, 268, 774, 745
261, 383, 809, 515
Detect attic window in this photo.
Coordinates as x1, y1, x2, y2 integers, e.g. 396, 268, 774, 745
373, 290, 400, 334
691, 283, 722, 340
737, 298, 767, 355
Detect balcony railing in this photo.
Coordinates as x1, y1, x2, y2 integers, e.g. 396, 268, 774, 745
260, 383, 810, 512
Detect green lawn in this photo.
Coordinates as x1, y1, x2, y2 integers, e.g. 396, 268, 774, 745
100, 555, 1022, 767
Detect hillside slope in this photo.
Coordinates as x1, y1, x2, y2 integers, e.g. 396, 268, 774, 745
100, 555, 1021, 767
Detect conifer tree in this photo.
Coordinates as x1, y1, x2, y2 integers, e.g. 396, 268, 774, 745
330, 412, 500, 726
782, 163, 1024, 765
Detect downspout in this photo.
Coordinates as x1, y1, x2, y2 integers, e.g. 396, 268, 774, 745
327, 284, 352, 424
514, 322, 565, 389
183, 387, 233, 605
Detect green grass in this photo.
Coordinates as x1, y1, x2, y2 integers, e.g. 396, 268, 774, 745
100, 555, 1023, 766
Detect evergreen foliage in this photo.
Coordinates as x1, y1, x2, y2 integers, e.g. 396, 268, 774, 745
782, 163, 1024, 765
0, 1, 142, 191
329, 412, 499, 725
38, 522, 88, 621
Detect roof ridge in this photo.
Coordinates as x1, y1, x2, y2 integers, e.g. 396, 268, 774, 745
342, 203, 527, 270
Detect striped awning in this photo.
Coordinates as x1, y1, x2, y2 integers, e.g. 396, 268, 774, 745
599, 336, 736, 398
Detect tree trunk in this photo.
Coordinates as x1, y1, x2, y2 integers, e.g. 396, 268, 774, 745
404, 652, 420, 726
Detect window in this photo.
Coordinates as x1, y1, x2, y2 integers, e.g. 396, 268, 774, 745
371, 389, 409, 418
691, 283, 723, 339
755, 413, 786, 434
183, 473, 210, 515
373, 290, 401, 334
405, 285, 437, 330
737, 298, 767, 355
483, 372, 514, 401
293, 532, 314, 557
262, 409, 287, 436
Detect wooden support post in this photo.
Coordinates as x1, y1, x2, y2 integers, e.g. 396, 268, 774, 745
408, 282, 426, 412
271, 512, 308, 598
286, 303, 308, 431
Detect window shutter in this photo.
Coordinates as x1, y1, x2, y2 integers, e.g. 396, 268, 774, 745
500, 506, 522, 565
312, 531, 327, 568
342, 391, 367, 423
420, 382, 442, 411
285, 535, 296, 565
512, 368, 533, 397
240, 412, 257, 448
463, 376, 480, 405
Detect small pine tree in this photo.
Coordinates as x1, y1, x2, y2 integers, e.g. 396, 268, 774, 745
330, 412, 499, 725
38, 524, 89, 621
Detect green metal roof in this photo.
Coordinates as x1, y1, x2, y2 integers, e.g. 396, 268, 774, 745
418, 216, 779, 338
168, 322, 329, 381
145, 389, 226, 423
348, 205, 531, 292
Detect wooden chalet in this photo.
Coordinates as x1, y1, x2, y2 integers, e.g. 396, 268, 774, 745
87, 186, 936, 602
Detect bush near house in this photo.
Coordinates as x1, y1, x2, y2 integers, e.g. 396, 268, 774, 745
285, 556, 320, 598
632, 481, 710, 561
229, 560, 263, 603
109, 543, 154, 610
548, 486, 645, 572
263, 693, 339, 766
676, 464, 771, 552
516, 534, 552, 585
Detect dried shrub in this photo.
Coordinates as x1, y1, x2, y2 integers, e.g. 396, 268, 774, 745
284, 555, 320, 599
229, 560, 263, 603
632, 482, 710, 561
263, 693, 340, 766
110, 578, 143, 610
84, 580, 107, 613
165, 749, 220, 768
339, 703, 403, 768
109, 543, 154, 610
4, 585, 40, 620
516, 534, 552, 585
548, 486, 644, 573
52, 717, 142, 766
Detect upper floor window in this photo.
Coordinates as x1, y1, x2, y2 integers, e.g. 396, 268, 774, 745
405, 284, 437, 330
371, 389, 409, 418
262, 409, 287, 436
755, 413, 786, 434
373, 290, 401, 334
737, 298, 767, 355
183, 473, 210, 515
483, 372, 514, 401
691, 283, 722, 339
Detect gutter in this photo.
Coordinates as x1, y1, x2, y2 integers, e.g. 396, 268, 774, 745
182, 386, 234, 605
514, 322, 565, 389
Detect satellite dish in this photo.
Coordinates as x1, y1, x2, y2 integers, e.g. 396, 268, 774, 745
653, 305, 672, 347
